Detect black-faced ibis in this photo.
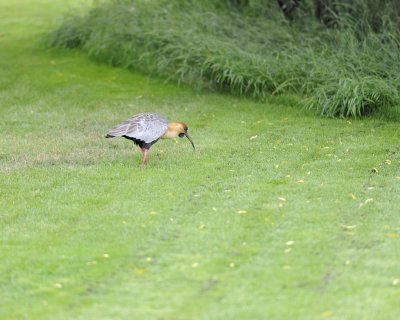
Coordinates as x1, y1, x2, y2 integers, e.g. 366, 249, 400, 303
105, 113, 195, 166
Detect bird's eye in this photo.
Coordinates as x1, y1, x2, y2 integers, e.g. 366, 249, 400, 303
184, 127, 188, 132
178, 133, 185, 138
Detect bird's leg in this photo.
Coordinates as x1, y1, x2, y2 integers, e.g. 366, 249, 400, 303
141, 148, 149, 166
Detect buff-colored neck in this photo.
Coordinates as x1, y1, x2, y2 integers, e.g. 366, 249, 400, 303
161, 123, 182, 139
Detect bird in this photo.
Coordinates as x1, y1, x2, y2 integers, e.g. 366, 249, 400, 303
105, 112, 195, 166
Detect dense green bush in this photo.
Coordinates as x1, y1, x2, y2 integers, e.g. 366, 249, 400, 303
45, 0, 400, 118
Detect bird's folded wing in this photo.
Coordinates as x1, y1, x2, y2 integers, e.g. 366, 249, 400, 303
107, 113, 168, 143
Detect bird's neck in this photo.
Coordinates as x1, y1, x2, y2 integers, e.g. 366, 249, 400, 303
161, 123, 180, 139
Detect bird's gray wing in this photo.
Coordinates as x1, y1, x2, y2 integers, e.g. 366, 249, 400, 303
106, 113, 168, 143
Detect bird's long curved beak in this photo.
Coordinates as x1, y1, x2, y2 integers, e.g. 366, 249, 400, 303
185, 132, 195, 151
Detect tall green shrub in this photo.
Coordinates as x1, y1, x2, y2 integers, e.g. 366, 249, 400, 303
45, 0, 400, 118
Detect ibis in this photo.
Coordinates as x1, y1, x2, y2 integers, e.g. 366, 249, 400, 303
105, 112, 195, 166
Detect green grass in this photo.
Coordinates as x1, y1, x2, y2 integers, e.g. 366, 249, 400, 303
1, 1, 400, 319
44, 0, 400, 118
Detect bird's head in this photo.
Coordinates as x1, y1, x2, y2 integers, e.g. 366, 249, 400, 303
163, 122, 195, 150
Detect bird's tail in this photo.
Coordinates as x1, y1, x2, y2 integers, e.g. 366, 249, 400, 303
105, 134, 115, 138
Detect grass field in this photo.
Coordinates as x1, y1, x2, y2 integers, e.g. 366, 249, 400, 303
1, 1, 400, 319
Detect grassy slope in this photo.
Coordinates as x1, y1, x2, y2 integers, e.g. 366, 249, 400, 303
1, 1, 400, 319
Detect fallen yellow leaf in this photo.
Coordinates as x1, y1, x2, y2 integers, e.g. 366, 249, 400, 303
342, 225, 357, 230
134, 268, 147, 275
321, 310, 334, 318
359, 198, 374, 208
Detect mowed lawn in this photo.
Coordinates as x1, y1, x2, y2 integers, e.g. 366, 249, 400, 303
1, 1, 400, 319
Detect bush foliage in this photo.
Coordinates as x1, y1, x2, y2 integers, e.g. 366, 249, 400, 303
45, 0, 400, 117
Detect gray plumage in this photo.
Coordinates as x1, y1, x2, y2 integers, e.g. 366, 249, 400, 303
105, 113, 168, 143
